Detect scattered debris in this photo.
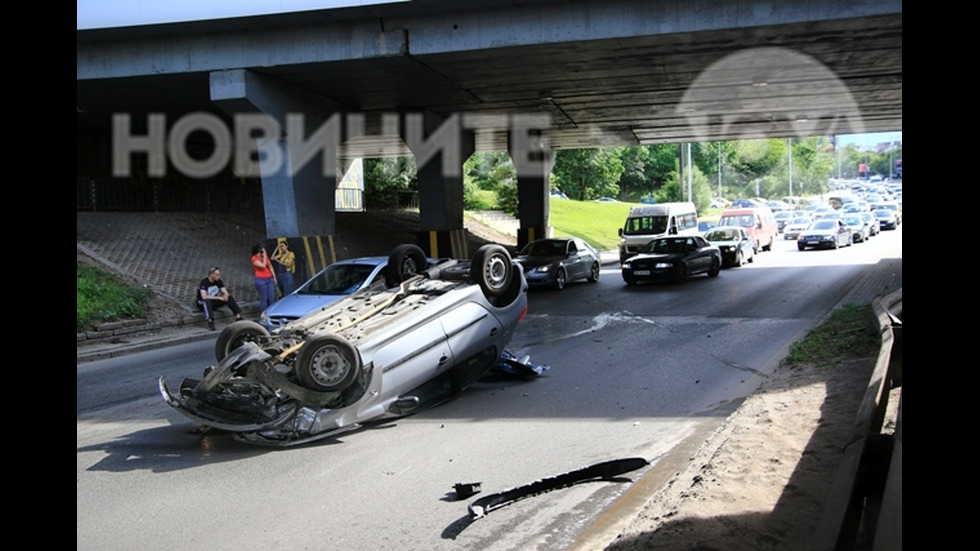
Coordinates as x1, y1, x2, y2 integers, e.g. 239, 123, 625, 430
467, 457, 649, 519
453, 482, 482, 500
490, 350, 550, 378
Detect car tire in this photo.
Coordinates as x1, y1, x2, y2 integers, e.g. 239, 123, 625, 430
797, 244, 806, 251
295, 333, 361, 392
471, 244, 513, 298
587, 262, 600, 283
734, 251, 743, 267
214, 320, 270, 362
387, 244, 428, 285
553, 267, 566, 291
623, 273, 637, 286
708, 257, 720, 277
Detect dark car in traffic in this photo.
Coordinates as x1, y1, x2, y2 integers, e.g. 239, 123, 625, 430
514, 237, 601, 290
621, 235, 721, 285
873, 207, 899, 230
797, 219, 852, 250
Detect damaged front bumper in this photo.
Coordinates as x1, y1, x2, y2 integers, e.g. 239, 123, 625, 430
159, 342, 348, 443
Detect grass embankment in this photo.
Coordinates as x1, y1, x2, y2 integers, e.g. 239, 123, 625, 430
77, 263, 150, 332
548, 199, 723, 251
781, 303, 879, 366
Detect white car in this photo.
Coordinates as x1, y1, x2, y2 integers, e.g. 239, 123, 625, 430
783, 215, 813, 240
160, 244, 532, 446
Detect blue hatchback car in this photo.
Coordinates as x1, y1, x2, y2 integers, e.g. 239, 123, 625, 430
259, 257, 390, 330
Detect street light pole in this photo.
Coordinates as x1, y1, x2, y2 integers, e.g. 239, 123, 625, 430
787, 138, 793, 197
718, 143, 722, 199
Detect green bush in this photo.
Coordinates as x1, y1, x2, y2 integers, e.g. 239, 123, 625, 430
77, 263, 151, 332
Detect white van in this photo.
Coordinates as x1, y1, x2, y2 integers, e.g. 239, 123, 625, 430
617, 202, 699, 262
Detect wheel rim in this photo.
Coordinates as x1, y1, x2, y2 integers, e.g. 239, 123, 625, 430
482, 253, 509, 291
556, 269, 566, 289
401, 257, 420, 276
308, 345, 353, 387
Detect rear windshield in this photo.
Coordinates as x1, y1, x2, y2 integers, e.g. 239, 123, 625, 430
717, 214, 755, 228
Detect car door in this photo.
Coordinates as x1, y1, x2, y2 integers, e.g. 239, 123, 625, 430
566, 239, 591, 280
686, 237, 709, 273
836, 221, 848, 245
374, 316, 454, 396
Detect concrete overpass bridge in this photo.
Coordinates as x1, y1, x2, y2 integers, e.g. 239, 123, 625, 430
76, 0, 902, 258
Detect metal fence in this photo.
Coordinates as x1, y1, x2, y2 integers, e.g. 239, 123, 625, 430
76, 177, 265, 213
810, 289, 902, 551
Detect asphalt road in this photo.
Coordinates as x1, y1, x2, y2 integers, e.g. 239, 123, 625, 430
77, 226, 902, 550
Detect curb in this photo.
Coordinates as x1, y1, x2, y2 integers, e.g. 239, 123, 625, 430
77, 329, 216, 364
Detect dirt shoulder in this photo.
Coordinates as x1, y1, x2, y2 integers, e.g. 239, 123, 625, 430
604, 355, 898, 550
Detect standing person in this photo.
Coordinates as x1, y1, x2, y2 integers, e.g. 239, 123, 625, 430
196, 267, 243, 331
271, 238, 296, 297
251, 243, 278, 312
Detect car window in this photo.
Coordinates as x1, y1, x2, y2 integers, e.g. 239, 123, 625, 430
300, 264, 376, 295
523, 240, 563, 256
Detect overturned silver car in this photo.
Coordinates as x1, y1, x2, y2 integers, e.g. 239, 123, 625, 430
160, 244, 530, 446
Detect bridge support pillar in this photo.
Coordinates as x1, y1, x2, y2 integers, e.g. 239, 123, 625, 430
403, 112, 474, 259
210, 69, 343, 239
510, 129, 554, 250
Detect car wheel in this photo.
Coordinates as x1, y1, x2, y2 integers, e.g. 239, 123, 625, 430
553, 267, 566, 290
214, 320, 270, 362
708, 257, 720, 277
734, 251, 743, 267
471, 244, 513, 298
587, 262, 600, 283
388, 244, 428, 285
623, 273, 637, 286
295, 333, 360, 392
674, 263, 688, 283
763, 237, 773, 252
797, 243, 806, 251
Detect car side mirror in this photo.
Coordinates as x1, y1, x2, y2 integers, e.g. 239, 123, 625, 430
618, 228, 624, 237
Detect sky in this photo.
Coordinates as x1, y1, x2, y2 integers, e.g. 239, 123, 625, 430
835, 132, 901, 148
77, 1, 399, 29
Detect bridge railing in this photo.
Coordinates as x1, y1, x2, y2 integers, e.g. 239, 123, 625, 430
810, 289, 902, 551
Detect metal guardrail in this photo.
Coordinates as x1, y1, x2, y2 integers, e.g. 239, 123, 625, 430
810, 289, 902, 551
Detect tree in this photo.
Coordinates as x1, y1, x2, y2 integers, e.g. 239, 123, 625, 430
644, 145, 682, 192
617, 146, 650, 200
464, 152, 513, 209
659, 165, 713, 212
552, 148, 624, 200
363, 157, 417, 208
